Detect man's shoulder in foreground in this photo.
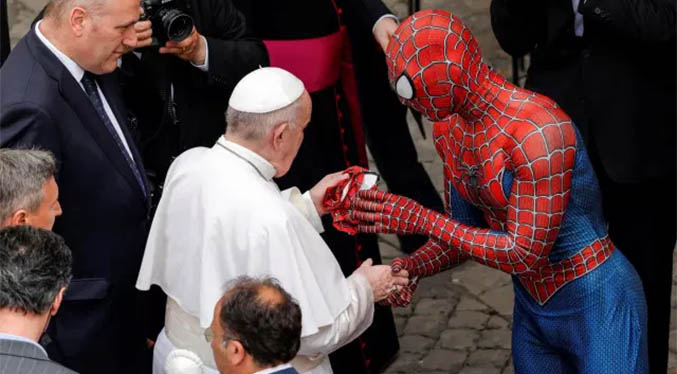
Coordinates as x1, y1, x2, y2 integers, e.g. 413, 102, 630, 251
0, 338, 78, 374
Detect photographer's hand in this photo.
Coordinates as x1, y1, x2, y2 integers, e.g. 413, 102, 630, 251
134, 20, 153, 49
159, 27, 207, 66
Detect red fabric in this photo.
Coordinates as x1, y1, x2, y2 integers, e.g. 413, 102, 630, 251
323, 166, 376, 234
263, 31, 344, 93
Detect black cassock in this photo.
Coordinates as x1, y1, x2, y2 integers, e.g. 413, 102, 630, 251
233, 1, 401, 373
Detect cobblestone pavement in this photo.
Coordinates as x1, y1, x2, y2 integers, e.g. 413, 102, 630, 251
6, 0, 677, 373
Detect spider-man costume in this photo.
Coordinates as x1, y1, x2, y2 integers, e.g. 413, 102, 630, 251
350, 10, 648, 373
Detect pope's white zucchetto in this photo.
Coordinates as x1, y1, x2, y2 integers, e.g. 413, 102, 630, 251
228, 67, 305, 114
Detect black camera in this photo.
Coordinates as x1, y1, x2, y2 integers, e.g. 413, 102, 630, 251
140, 0, 194, 46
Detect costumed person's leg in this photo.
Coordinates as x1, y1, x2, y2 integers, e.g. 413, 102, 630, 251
512, 300, 574, 374
567, 251, 648, 374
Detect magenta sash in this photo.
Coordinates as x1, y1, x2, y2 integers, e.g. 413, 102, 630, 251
263, 30, 344, 93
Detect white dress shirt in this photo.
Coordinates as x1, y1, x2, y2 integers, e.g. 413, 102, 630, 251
254, 363, 294, 374
572, 0, 584, 36
34, 21, 135, 160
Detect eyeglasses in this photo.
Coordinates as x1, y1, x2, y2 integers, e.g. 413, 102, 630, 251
204, 326, 240, 347
204, 326, 216, 343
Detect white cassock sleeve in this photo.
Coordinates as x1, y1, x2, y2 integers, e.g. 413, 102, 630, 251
280, 187, 324, 233
292, 272, 374, 371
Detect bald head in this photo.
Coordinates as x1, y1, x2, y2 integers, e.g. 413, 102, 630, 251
217, 276, 302, 367
44, 0, 107, 21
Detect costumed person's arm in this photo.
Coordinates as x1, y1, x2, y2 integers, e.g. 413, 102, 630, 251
577, 0, 676, 42
352, 117, 577, 277
382, 175, 480, 307
489, 0, 546, 57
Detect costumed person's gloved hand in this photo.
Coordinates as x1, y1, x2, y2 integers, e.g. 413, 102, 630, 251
323, 166, 380, 234
353, 258, 410, 302
350, 189, 440, 236
381, 239, 468, 307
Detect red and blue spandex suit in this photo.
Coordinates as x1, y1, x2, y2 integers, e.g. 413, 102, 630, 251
351, 10, 648, 373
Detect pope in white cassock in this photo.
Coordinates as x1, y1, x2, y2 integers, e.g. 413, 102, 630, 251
136, 67, 409, 374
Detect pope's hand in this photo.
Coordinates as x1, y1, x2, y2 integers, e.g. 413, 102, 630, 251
310, 171, 349, 216
353, 258, 410, 302
373, 17, 398, 52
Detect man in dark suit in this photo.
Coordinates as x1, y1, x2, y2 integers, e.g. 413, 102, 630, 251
119, 0, 268, 207
0, 226, 75, 374
490, 1, 676, 372
0, 0, 154, 372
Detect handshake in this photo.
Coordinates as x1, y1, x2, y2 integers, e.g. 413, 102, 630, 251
310, 168, 425, 306
353, 258, 411, 303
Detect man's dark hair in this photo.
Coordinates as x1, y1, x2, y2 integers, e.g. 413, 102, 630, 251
0, 226, 72, 314
219, 276, 302, 367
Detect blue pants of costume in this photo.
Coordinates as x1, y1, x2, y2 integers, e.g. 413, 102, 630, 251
512, 250, 648, 373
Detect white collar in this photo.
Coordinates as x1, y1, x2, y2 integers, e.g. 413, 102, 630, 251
253, 363, 294, 374
216, 136, 277, 181
0, 332, 48, 357
34, 20, 85, 83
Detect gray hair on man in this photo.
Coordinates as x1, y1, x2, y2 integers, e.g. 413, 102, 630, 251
225, 97, 303, 141
0, 149, 57, 223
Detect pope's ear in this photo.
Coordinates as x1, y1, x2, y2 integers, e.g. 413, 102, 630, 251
271, 122, 290, 150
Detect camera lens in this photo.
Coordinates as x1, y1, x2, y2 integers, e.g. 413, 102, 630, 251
158, 8, 194, 42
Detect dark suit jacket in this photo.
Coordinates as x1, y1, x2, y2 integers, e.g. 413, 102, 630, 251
490, 0, 676, 183
0, 28, 152, 373
119, 0, 268, 195
1, 0, 9, 66
0, 338, 78, 374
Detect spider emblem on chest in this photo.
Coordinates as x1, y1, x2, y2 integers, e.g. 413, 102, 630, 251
455, 158, 483, 191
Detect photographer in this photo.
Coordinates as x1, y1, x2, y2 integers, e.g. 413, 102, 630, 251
120, 0, 268, 206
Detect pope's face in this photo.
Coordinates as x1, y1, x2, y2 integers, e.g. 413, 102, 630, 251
276, 91, 311, 177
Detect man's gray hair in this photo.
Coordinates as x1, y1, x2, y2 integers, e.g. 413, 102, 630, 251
0, 149, 57, 223
225, 97, 303, 141
0, 225, 72, 314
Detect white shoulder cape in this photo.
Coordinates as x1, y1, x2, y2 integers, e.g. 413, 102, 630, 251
136, 145, 351, 337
